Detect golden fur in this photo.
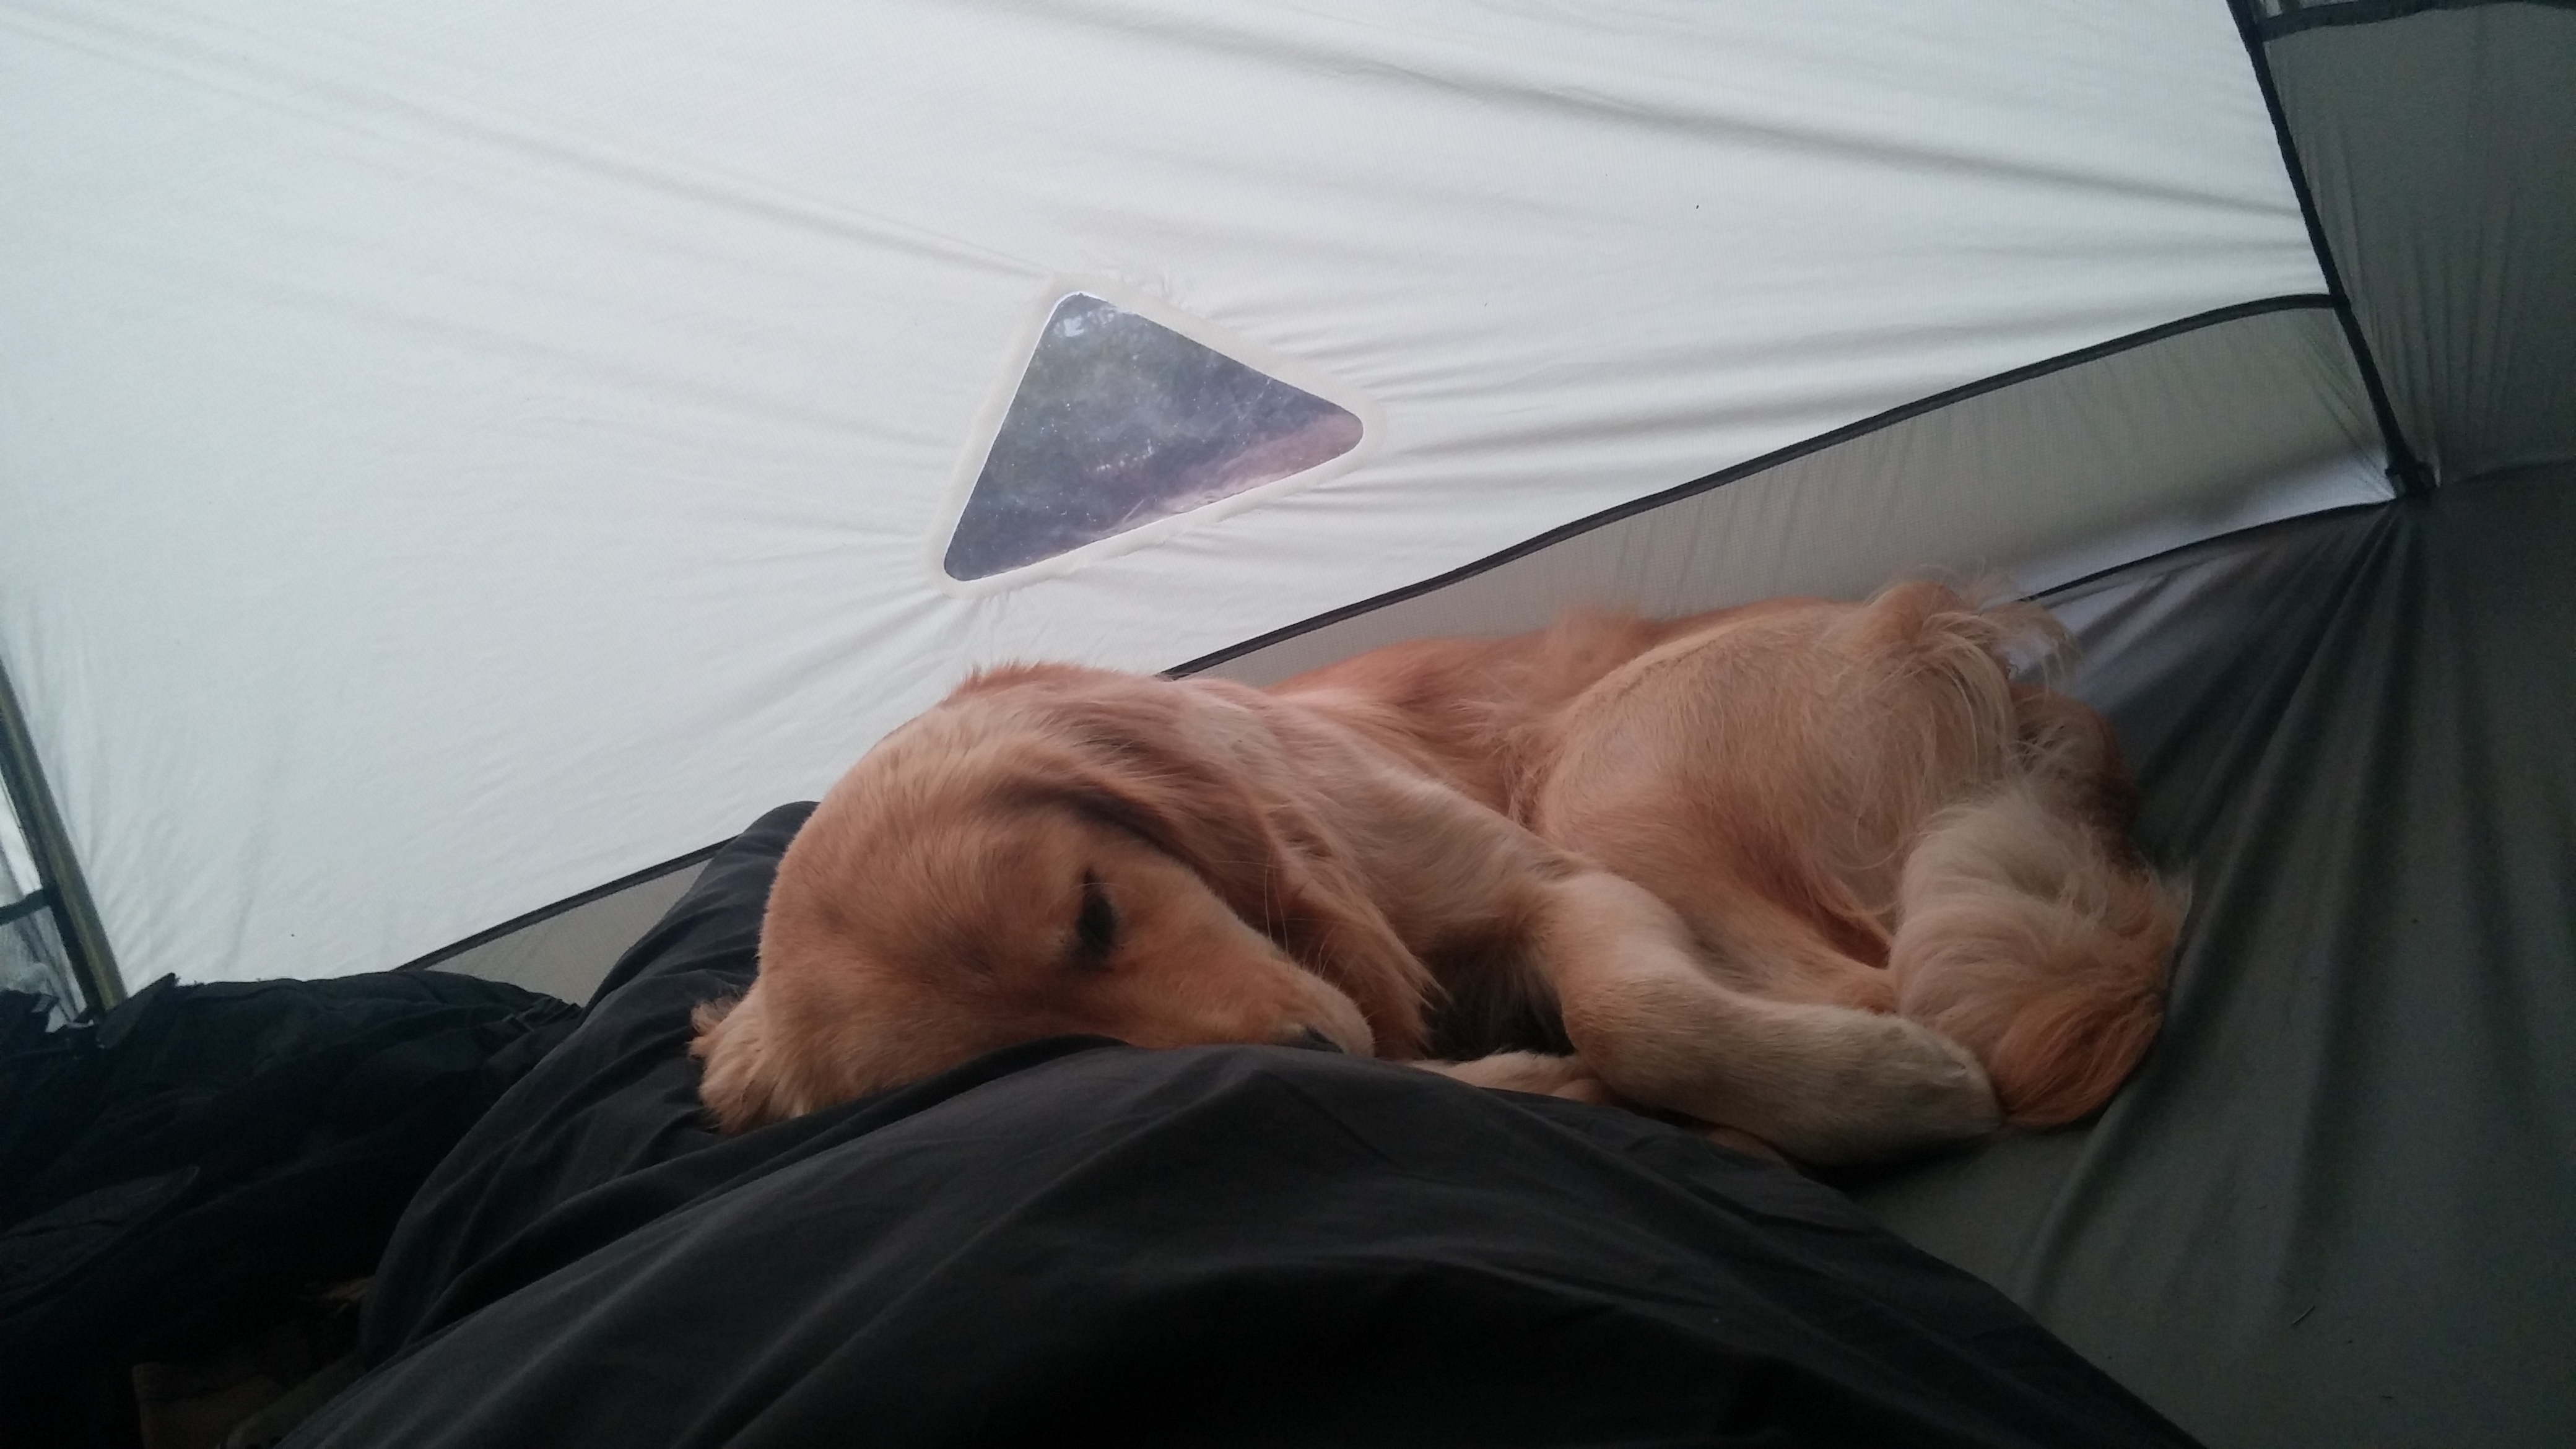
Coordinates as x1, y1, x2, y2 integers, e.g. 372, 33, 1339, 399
694, 581, 2180, 1162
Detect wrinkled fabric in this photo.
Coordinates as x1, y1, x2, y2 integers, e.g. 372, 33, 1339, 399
1858, 468, 2576, 1449
328, 804, 2196, 1449
0, 972, 577, 1443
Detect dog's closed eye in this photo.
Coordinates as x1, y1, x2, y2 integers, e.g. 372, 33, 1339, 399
1073, 872, 1119, 964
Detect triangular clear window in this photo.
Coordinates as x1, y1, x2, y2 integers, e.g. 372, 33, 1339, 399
942, 294, 1364, 581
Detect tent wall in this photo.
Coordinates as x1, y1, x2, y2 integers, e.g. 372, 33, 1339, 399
2264, 2, 2576, 482
0, 0, 2332, 991
425, 297, 2398, 1005
435, 296, 2400, 1001
1196, 302, 2389, 684
1857, 466, 2576, 1448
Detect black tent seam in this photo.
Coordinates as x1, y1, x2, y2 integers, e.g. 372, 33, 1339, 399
2031, 498, 2394, 603
1170, 293, 2338, 677
2229, 1, 2434, 495
394, 841, 724, 975
0, 886, 55, 929
2255, 0, 2574, 41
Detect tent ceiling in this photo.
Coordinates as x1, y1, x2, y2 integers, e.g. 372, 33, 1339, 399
2265, 2, 2576, 483
4, 1, 2330, 987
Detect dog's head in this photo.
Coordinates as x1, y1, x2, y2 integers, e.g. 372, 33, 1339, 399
692, 665, 1422, 1131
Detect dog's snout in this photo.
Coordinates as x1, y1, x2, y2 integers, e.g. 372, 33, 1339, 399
1286, 1026, 1344, 1054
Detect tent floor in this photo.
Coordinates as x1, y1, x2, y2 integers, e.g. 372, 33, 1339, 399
409, 469, 2575, 1445
1856, 466, 2576, 1447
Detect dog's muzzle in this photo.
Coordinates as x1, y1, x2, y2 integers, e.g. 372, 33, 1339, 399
1286, 1027, 1345, 1053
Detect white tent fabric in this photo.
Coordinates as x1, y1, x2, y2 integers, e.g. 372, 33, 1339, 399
1201, 302, 2388, 684
2, 0, 2330, 989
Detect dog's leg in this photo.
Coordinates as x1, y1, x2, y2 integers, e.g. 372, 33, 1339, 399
1645, 887, 1900, 1012
1534, 870, 2001, 1165
1308, 751, 1995, 1163
1531, 796, 1904, 1014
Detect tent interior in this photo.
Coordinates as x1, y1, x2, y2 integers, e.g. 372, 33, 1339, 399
3, 2, 2569, 1446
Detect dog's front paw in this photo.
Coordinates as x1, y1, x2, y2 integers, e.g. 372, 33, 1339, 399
1420, 1051, 1619, 1105
1699, 1123, 1790, 1164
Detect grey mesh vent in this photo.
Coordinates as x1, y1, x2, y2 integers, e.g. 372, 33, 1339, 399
943, 294, 1363, 581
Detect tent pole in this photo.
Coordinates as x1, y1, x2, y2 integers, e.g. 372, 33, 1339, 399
0, 653, 124, 1012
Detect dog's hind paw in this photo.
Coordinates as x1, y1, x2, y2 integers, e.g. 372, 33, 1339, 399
1801, 1015, 2004, 1162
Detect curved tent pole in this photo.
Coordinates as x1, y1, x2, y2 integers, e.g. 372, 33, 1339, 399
2228, 0, 2435, 495
0, 652, 123, 1012
2248, 0, 2576, 42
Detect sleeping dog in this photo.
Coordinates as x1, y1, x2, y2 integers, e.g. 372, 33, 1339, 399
693, 582, 2178, 1164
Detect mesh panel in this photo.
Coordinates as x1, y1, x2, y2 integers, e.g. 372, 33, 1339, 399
944, 294, 1362, 581
1, 896, 77, 1025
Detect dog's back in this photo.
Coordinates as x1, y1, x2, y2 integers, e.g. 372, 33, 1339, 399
1272, 607, 1721, 814
1276, 583, 2178, 1128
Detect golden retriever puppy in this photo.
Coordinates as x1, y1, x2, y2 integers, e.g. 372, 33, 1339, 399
695, 581, 2175, 1162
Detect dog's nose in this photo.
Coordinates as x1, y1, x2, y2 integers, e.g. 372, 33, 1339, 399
1286, 1027, 1344, 1053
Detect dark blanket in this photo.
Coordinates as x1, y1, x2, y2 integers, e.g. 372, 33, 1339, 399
0, 971, 578, 1445
314, 803, 2196, 1449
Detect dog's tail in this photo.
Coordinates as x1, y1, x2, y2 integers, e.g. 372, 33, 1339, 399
1887, 775, 2185, 1128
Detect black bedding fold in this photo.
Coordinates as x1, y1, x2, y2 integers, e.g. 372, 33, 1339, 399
329, 807, 2195, 1449
0, 970, 577, 1445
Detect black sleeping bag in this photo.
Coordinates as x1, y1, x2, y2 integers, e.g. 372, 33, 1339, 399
304, 803, 2198, 1449
0, 970, 578, 1447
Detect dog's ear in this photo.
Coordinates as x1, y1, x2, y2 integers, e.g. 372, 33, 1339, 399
690, 985, 806, 1132
1037, 683, 1435, 1053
